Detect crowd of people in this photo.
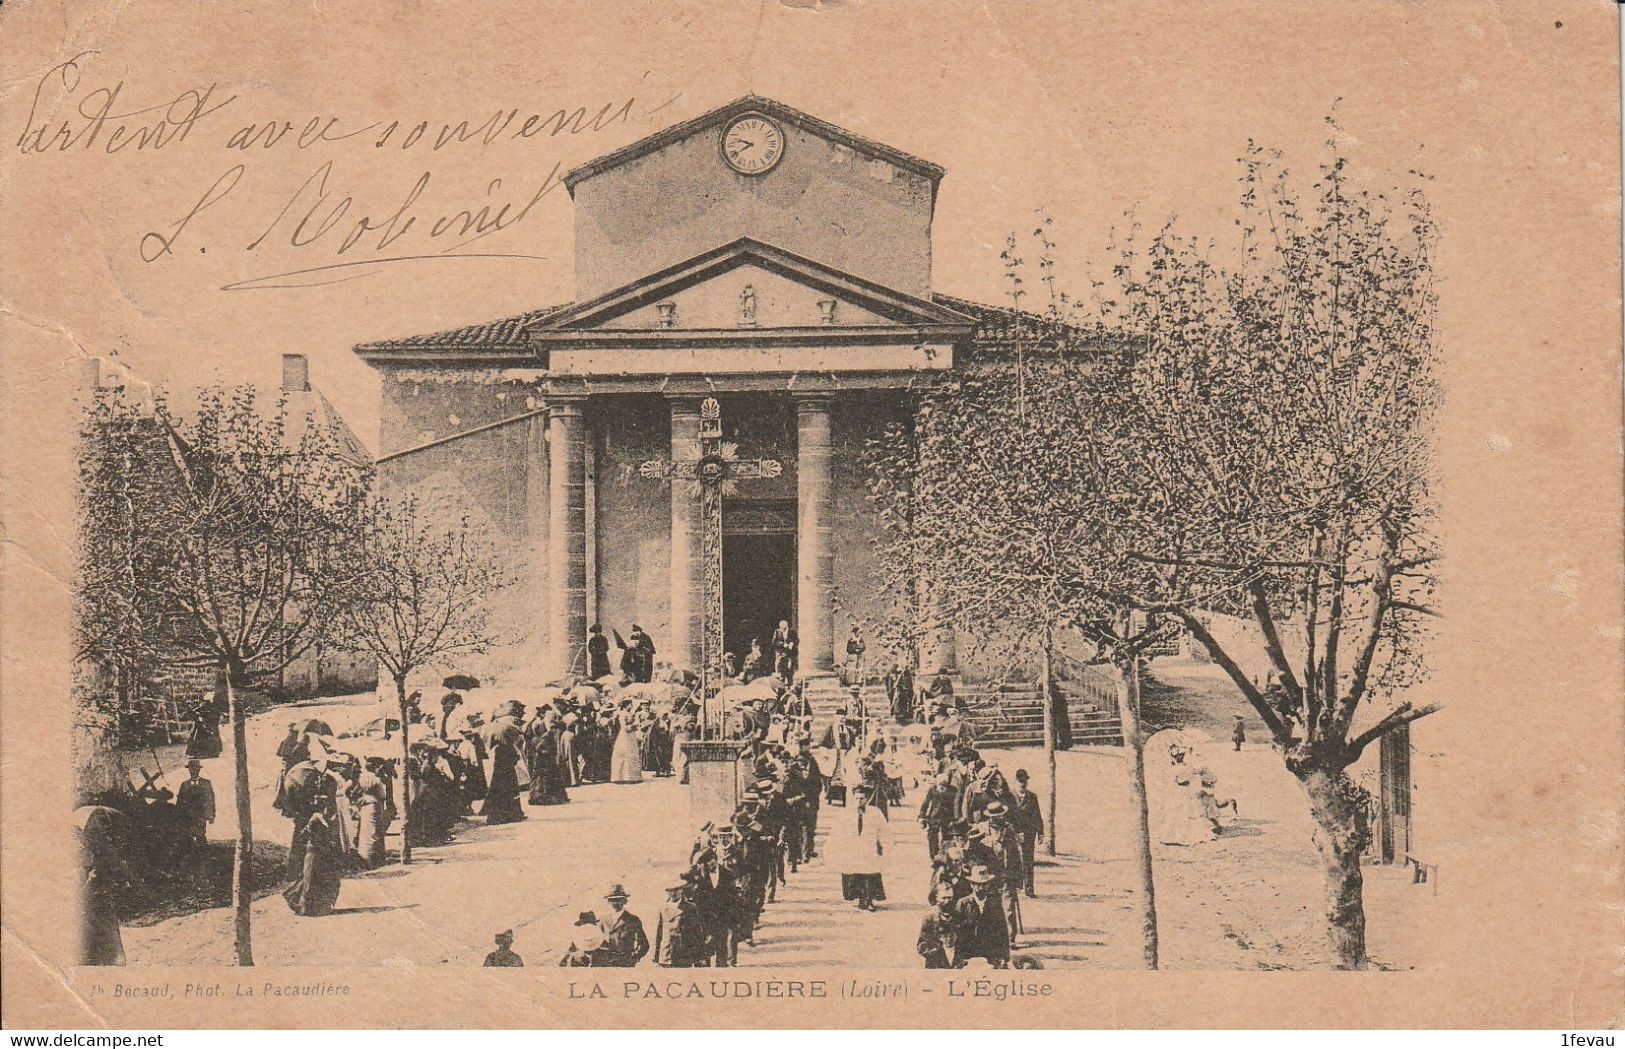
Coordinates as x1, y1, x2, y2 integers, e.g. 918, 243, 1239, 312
912, 728, 1047, 969
77, 613, 1102, 968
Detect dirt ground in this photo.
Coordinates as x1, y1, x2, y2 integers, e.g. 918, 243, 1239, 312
117, 663, 1431, 970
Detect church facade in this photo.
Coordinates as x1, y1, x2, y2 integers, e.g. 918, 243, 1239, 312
355, 97, 1075, 688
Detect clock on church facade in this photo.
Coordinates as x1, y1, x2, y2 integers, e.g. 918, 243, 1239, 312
720, 113, 785, 175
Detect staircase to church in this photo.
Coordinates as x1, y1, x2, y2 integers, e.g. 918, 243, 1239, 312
959, 686, 1124, 749
800, 675, 1124, 749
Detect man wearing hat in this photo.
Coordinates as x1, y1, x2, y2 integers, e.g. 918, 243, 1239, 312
953, 864, 1011, 968
598, 885, 650, 966
176, 758, 215, 852
916, 885, 959, 969
917, 773, 958, 863
483, 929, 523, 967
560, 912, 605, 967
652, 872, 698, 967
975, 800, 1024, 941
1010, 769, 1044, 898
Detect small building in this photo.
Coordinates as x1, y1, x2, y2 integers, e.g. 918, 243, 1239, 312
71, 352, 377, 798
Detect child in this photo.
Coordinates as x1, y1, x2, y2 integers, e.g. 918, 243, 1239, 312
1231, 714, 1246, 752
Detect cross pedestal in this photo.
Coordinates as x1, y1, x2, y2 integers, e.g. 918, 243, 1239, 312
681, 740, 750, 827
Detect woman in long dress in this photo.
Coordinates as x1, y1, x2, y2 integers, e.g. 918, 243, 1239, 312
643, 710, 673, 776
558, 714, 580, 786
284, 778, 344, 916
527, 717, 571, 806
610, 703, 645, 784
1155, 767, 1217, 846
353, 764, 390, 868
184, 690, 225, 760
671, 710, 696, 783
829, 784, 888, 910
480, 715, 528, 825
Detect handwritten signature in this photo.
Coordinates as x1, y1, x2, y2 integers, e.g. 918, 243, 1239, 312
141, 160, 568, 289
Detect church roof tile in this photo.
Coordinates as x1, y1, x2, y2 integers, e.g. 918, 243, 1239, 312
353, 303, 574, 356
353, 294, 1105, 361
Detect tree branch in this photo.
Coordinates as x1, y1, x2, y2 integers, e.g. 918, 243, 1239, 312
1347, 700, 1441, 759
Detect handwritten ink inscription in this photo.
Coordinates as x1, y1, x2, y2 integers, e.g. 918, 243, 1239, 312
14, 51, 682, 290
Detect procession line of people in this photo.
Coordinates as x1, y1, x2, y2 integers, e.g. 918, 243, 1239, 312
914, 706, 1047, 969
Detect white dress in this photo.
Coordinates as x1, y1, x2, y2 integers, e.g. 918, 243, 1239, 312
609, 712, 644, 783
1154, 769, 1214, 846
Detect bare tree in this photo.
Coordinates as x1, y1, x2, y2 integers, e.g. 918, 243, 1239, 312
339, 496, 513, 863
867, 125, 1439, 969
864, 254, 1166, 967
1069, 127, 1442, 968
75, 390, 178, 729
140, 387, 368, 965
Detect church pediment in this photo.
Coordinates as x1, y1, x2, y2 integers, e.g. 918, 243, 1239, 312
531, 238, 973, 337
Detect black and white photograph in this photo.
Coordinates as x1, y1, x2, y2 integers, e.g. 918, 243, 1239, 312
2, 0, 1620, 1032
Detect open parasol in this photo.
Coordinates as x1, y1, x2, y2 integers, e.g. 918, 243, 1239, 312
617, 682, 669, 704
294, 718, 334, 736
442, 674, 481, 691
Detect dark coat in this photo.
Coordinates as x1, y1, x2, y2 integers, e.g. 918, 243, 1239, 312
953, 892, 1010, 965
600, 910, 650, 966
918, 781, 958, 827
917, 910, 956, 969
1010, 791, 1044, 839
588, 633, 611, 679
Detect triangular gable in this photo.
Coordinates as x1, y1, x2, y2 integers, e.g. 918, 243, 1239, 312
563, 95, 944, 197
531, 238, 975, 335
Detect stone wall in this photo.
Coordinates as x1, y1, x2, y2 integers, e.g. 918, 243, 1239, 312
572, 116, 935, 301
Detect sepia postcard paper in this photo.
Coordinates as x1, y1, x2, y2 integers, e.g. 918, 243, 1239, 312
1, 0, 1621, 1031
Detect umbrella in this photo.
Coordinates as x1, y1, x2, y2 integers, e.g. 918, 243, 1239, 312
349, 716, 399, 738
442, 674, 481, 691
618, 682, 668, 704
303, 734, 352, 766
294, 718, 333, 736
331, 735, 399, 762
1146, 727, 1208, 758
715, 683, 762, 707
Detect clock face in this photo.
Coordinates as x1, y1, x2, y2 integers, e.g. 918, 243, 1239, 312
721, 115, 785, 175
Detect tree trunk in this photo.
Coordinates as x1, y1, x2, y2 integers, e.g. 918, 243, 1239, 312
224, 666, 253, 966
1295, 764, 1371, 969
395, 674, 414, 865
1116, 655, 1159, 970
1039, 628, 1057, 857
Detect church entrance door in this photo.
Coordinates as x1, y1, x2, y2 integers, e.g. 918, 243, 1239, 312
721, 499, 796, 669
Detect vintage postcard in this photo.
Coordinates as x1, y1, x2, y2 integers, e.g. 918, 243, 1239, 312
1, 0, 1620, 1031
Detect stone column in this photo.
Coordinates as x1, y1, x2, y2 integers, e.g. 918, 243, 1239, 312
795, 394, 836, 679
524, 409, 551, 676
668, 397, 704, 672
548, 396, 588, 678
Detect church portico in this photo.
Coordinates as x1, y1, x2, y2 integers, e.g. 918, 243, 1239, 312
357, 95, 1098, 692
